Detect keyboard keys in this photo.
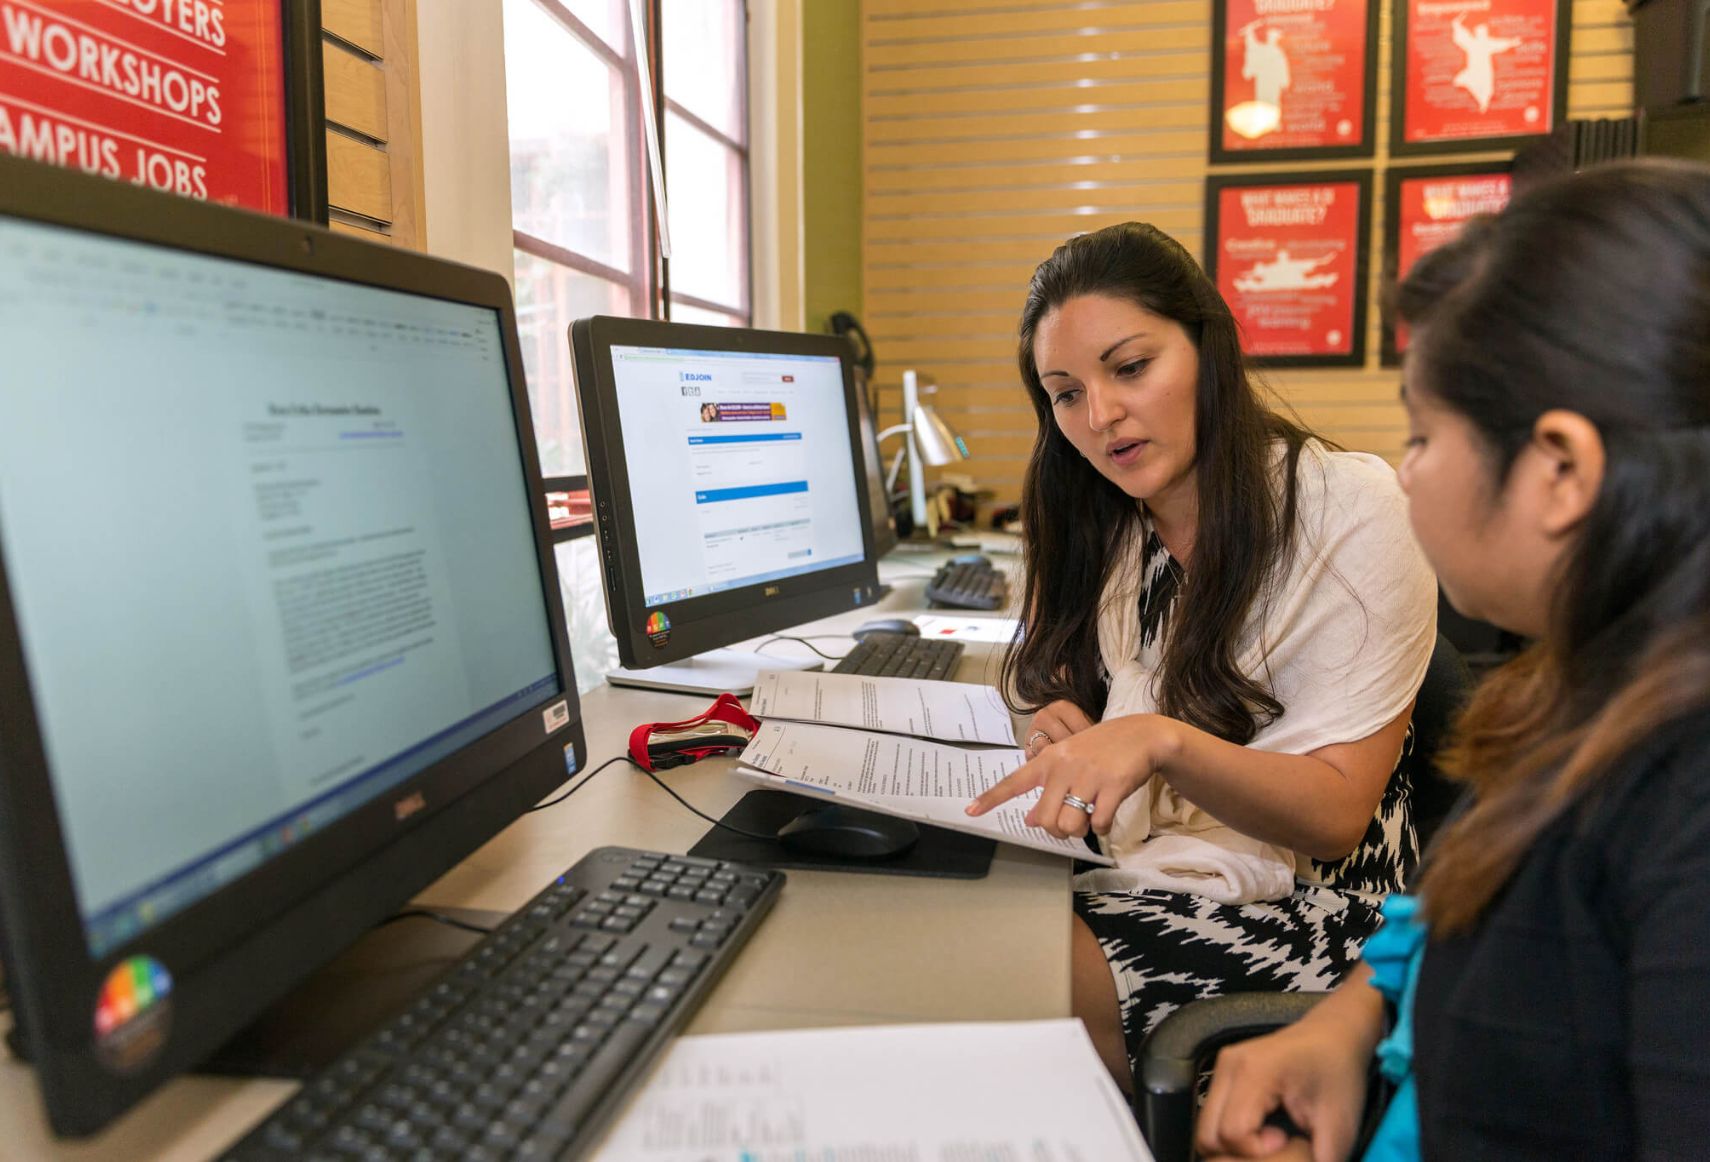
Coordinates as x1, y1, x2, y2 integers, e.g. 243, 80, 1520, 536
220, 847, 782, 1162
925, 560, 1007, 611
832, 630, 965, 679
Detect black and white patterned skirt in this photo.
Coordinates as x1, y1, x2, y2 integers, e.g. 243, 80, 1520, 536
1075, 745, 1415, 1073
1075, 881, 1387, 1070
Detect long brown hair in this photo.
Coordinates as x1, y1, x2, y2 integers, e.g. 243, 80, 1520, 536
1404, 161, 1710, 934
1003, 222, 1313, 743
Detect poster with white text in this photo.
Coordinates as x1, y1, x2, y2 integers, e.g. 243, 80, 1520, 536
1206, 172, 1372, 366
1396, 0, 1566, 153
1383, 165, 1512, 364
1212, 0, 1376, 162
0, 0, 296, 213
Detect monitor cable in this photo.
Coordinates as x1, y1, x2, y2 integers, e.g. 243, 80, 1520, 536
379, 908, 496, 936
753, 633, 849, 661
527, 753, 778, 842
375, 752, 779, 938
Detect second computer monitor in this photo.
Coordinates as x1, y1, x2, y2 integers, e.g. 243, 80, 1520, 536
570, 317, 882, 685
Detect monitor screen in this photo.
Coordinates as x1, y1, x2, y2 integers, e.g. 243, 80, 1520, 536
571, 317, 881, 670
0, 156, 583, 1137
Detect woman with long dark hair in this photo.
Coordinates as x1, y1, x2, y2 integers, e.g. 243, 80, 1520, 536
1197, 160, 1710, 1159
966, 223, 1438, 1089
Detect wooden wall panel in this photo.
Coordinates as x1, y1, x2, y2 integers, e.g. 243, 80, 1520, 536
861, 0, 1636, 502
321, 0, 426, 249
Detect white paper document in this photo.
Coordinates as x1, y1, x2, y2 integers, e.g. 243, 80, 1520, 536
737, 720, 1114, 864
589, 1018, 1152, 1161
750, 669, 1017, 746
913, 613, 1021, 643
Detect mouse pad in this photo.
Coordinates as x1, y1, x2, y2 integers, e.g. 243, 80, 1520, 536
688, 790, 995, 878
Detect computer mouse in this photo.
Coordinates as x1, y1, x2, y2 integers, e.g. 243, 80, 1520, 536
775, 806, 919, 859
852, 617, 920, 639
948, 552, 992, 568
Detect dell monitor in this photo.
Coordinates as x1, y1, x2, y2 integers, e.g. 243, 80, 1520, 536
569, 317, 883, 694
0, 155, 585, 1137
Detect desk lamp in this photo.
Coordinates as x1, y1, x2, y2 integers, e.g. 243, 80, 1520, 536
877, 369, 969, 534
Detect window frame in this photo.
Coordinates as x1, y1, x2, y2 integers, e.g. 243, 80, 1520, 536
510, 0, 656, 319
659, 2, 752, 325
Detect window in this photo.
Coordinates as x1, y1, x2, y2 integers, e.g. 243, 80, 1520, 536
503, 0, 750, 688
661, 0, 750, 326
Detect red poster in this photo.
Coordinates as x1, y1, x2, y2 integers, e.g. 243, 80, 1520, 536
1216, 0, 1373, 158
1388, 168, 1511, 359
0, 0, 290, 214
1401, 0, 1561, 147
1210, 175, 1369, 364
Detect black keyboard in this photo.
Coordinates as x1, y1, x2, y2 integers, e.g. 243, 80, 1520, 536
833, 630, 964, 680
221, 848, 783, 1162
925, 561, 1007, 611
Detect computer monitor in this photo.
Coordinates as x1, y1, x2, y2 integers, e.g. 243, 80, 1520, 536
853, 370, 901, 559
570, 317, 883, 694
0, 155, 585, 1137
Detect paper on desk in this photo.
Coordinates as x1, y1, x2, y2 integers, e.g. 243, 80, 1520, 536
736, 720, 1115, 865
750, 669, 1016, 746
588, 1018, 1152, 1161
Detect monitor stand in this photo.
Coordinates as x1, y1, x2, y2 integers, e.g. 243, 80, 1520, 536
605, 649, 821, 696
194, 906, 503, 1080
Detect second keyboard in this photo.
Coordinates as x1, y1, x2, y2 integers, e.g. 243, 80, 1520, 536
925, 560, 1007, 611
833, 630, 964, 680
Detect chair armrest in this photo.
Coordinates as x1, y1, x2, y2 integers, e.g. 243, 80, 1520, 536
1137, 992, 1328, 1162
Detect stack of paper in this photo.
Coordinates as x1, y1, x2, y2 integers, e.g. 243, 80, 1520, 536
740, 671, 1113, 864
589, 1019, 1153, 1160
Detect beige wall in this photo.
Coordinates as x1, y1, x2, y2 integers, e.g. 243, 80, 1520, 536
414, 0, 515, 276
859, 0, 1636, 503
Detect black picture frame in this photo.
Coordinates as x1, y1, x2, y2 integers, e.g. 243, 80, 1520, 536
283, 0, 331, 224
1208, 0, 1380, 164
1379, 160, 1513, 366
1390, 0, 1571, 158
1203, 169, 1373, 369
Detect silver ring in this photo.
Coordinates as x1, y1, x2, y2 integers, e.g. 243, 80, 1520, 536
1061, 793, 1095, 815
1025, 729, 1053, 748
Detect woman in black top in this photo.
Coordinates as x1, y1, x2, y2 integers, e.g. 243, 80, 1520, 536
1195, 159, 1710, 1160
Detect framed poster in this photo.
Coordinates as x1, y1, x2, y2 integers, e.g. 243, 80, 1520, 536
1393, 0, 1569, 156
0, 0, 326, 220
1205, 171, 1373, 368
1381, 162, 1512, 365
1209, 0, 1379, 163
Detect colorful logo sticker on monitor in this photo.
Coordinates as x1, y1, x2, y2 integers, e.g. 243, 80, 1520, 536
92, 956, 174, 1074
645, 611, 671, 649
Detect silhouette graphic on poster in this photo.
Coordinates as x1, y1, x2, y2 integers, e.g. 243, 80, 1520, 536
1234, 251, 1339, 294
1451, 14, 1523, 114
1241, 22, 1292, 114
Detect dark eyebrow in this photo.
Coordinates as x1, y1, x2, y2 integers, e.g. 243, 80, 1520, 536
1100, 332, 1151, 362
1039, 330, 1154, 379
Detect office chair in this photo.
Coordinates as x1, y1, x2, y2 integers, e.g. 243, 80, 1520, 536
1135, 632, 1474, 1162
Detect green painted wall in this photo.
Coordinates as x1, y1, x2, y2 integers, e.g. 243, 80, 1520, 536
800, 0, 861, 335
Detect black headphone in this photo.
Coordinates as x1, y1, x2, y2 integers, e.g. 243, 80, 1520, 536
828, 311, 875, 379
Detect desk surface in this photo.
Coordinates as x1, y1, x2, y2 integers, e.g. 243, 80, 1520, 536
0, 551, 1069, 1160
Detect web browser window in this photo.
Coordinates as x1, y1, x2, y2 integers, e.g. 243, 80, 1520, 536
609, 345, 863, 606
